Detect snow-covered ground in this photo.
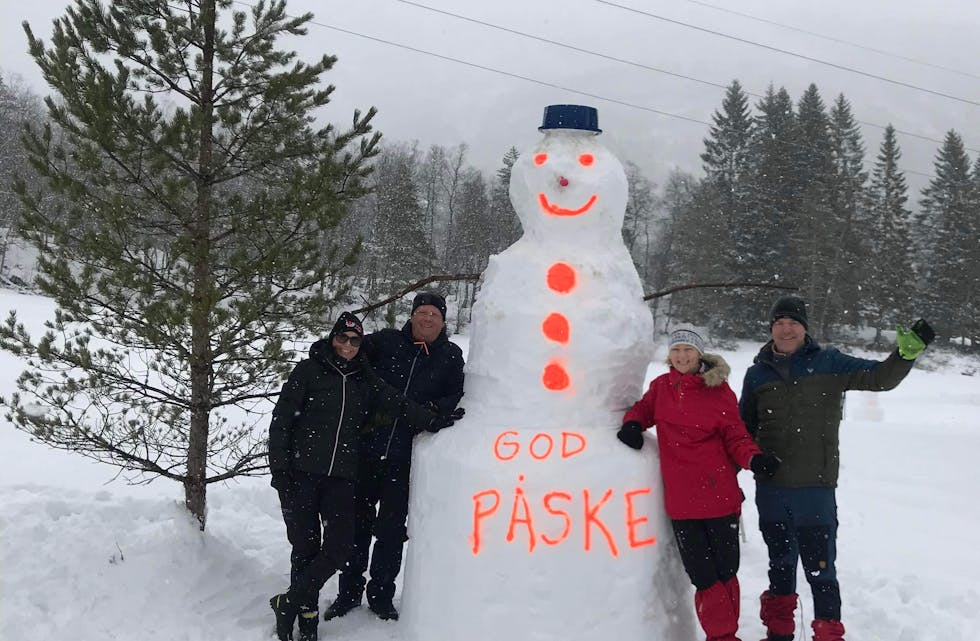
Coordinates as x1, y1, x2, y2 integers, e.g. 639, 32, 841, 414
1, 288, 978, 640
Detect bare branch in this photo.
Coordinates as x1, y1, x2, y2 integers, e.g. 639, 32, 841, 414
644, 281, 798, 301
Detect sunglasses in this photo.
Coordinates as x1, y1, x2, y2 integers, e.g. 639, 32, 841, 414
334, 334, 362, 347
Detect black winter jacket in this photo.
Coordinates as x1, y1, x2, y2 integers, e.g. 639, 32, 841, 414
268, 339, 436, 480
361, 321, 465, 461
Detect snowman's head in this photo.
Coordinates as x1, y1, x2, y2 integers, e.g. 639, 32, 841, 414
509, 128, 628, 244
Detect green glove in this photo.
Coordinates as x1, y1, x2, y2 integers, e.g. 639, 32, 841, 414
896, 324, 927, 360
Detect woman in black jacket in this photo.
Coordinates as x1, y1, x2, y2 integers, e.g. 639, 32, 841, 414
268, 311, 447, 641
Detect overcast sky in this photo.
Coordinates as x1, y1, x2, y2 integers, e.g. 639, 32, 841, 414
2, 0, 978, 194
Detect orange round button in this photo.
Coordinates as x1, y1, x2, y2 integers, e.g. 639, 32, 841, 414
546, 262, 576, 294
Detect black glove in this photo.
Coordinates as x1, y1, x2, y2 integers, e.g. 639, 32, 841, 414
616, 421, 645, 450
749, 453, 781, 478
911, 318, 935, 346
270, 469, 292, 491
426, 407, 464, 433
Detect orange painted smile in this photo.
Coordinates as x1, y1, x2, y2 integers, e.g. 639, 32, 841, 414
538, 193, 598, 217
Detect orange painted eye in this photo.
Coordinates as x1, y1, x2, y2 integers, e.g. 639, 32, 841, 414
578, 153, 594, 166
534, 153, 548, 166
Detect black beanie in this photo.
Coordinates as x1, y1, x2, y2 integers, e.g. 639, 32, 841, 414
330, 311, 363, 339
770, 296, 808, 330
412, 291, 447, 320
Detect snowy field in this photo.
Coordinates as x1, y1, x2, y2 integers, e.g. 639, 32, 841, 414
1, 288, 979, 641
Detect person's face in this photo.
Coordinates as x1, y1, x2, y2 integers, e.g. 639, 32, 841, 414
411, 305, 444, 343
332, 331, 361, 360
771, 318, 806, 354
668, 345, 701, 374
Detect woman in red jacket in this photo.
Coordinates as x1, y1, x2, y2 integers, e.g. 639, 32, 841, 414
617, 327, 780, 641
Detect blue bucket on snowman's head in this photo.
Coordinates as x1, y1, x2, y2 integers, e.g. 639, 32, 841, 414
539, 104, 601, 134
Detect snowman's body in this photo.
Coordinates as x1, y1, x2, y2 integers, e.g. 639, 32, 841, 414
402, 120, 696, 641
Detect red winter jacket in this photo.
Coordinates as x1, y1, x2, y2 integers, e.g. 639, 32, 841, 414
623, 353, 760, 520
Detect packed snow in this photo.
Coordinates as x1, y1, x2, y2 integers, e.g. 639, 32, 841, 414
2, 289, 978, 640
403, 123, 689, 641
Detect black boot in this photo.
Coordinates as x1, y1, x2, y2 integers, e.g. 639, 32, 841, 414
270, 593, 299, 641
368, 599, 399, 621
323, 591, 361, 621
297, 604, 318, 641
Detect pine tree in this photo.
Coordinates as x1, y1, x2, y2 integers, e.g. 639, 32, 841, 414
1, 0, 380, 529
745, 85, 800, 329
918, 130, 975, 343
866, 125, 914, 346
667, 178, 731, 330
792, 84, 838, 334
967, 155, 980, 348
819, 93, 868, 334
368, 145, 433, 298
446, 169, 492, 324
446, 169, 491, 270
700, 80, 755, 337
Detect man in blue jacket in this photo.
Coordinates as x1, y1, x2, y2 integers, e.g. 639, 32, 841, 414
325, 292, 465, 622
740, 295, 933, 641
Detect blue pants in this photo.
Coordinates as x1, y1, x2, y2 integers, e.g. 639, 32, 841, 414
755, 484, 841, 620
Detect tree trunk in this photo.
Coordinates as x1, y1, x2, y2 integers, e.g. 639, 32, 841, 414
185, 0, 217, 531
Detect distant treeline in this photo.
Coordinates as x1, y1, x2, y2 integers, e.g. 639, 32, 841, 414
2, 73, 977, 348
341, 81, 979, 349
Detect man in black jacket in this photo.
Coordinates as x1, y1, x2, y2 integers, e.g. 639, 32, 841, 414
325, 292, 465, 622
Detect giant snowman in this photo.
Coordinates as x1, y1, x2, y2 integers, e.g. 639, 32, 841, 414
402, 105, 696, 641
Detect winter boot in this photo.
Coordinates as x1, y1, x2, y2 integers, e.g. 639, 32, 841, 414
270, 593, 300, 641
811, 619, 845, 641
694, 581, 741, 641
368, 599, 399, 621
297, 604, 319, 641
759, 590, 797, 641
323, 590, 361, 621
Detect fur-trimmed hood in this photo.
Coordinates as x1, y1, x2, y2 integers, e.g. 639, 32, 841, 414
665, 352, 731, 387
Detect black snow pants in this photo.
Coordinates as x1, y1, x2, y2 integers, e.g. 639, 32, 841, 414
337, 446, 411, 607
671, 513, 741, 590
278, 472, 356, 607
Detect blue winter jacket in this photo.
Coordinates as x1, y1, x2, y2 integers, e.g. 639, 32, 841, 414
739, 336, 914, 487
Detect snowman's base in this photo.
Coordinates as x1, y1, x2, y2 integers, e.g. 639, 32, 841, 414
401, 425, 698, 641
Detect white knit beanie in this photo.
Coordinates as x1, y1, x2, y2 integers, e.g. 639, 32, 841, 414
668, 327, 705, 355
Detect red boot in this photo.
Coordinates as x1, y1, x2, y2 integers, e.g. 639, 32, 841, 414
811, 619, 845, 641
759, 590, 797, 641
695, 581, 741, 641
723, 576, 741, 622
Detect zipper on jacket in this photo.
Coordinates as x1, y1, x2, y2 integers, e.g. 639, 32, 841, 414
326, 362, 351, 476
382, 347, 422, 460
